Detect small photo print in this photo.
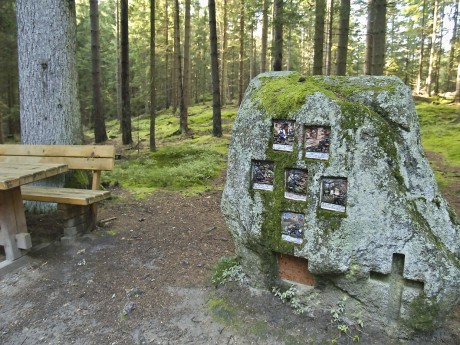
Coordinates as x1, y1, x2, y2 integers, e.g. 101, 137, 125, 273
273, 120, 295, 152
252, 160, 275, 191
320, 177, 348, 212
281, 212, 305, 244
305, 126, 331, 160
285, 169, 308, 201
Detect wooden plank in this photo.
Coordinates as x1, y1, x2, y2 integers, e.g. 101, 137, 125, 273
0, 163, 68, 190
0, 156, 114, 171
21, 186, 111, 205
0, 144, 115, 158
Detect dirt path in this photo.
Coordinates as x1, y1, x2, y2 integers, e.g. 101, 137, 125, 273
0, 185, 459, 344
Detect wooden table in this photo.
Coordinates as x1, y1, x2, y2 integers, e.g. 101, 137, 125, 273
0, 162, 68, 261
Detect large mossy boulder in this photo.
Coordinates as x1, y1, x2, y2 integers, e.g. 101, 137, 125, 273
221, 72, 460, 334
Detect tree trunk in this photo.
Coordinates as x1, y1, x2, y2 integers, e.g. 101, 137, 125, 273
313, 0, 326, 75
150, 0, 156, 152
172, 0, 179, 114
164, 0, 170, 109
16, 0, 82, 213
90, 0, 108, 143
260, 0, 269, 73
416, 0, 427, 94
336, 0, 350, 76
272, 0, 284, 71
179, 0, 190, 133
120, 0, 132, 145
16, 0, 82, 145
220, 0, 228, 105
325, 0, 334, 75
447, 0, 459, 91
238, 0, 245, 105
434, 5, 444, 95
365, 0, 375, 74
426, 0, 439, 97
116, 0, 122, 131
371, 0, 386, 75
455, 62, 460, 106
209, 0, 222, 137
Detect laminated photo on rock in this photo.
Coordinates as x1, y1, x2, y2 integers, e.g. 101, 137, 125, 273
281, 211, 305, 244
273, 120, 295, 152
251, 160, 275, 191
284, 168, 308, 201
305, 126, 331, 160
320, 177, 347, 212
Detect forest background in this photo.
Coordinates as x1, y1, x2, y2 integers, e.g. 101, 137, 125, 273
0, 0, 459, 147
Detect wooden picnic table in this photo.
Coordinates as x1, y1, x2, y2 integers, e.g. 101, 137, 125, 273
0, 162, 68, 261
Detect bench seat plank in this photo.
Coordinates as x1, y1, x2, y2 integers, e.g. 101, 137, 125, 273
21, 186, 110, 206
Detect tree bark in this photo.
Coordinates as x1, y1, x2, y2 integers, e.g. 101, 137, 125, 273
455, 62, 460, 106
447, 0, 459, 91
180, 0, 190, 133
336, 0, 350, 75
272, 0, 284, 71
220, 0, 228, 105
416, 0, 427, 94
434, 5, 444, 95
16, 0, 82, 212
209, 0, 222, 137
120, 0, 132, 145
164, 0, 170, 109
426, 0, 439, 97
90, 0, 108, 143
150, 0, 156, 151
371, 0, 386, 75
172, 0, 179, 114
365, 0, 375, 74
313, 0, 326, 75
325, 0, 334, 75
260, 0, 269, 73
238, 0, 245, 105
16, 0, 82, 145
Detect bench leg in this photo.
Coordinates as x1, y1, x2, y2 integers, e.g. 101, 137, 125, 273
59, 204, 98, 239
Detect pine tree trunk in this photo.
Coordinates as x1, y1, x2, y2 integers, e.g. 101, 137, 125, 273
116, 0, 122, 131
336, 0, 350, 75
209, 0, 222, 137
16, 0, 82, 213
371, 0, 386, 75
164, 0, 170, 109
325, 0, 334, 75
416, 0, 427, 94
16, 0, 82, 145
365, 0, 375, 74
313, 0, 326, 75
220, 0, 228, 105
447, 0, 459, 91
121, 0, 132, 145
172, 0, 179, 115
238, 0, 245, 105
150, 0, 156, 152
261, 0, 269, 73
180, 0, 190, 133
434, 6, 444, 95
90, 0, 108, 143
426, 0, 439, 97
455, 60, 460, 104
272, 0, 284, 71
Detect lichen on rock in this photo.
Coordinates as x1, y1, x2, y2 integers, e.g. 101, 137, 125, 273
221, 72, 460, 336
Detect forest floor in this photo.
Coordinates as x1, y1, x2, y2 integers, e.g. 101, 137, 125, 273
0, 153, 459, 344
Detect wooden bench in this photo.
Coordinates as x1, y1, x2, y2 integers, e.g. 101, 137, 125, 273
0, 144, 115, 240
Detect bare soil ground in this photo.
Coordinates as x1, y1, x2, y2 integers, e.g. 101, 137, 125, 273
0, 157, 459, 344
